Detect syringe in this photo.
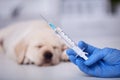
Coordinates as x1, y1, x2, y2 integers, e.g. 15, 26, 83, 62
40, 15, 88, 60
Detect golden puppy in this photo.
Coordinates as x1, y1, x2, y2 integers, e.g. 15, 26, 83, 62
0, 20, 68, 66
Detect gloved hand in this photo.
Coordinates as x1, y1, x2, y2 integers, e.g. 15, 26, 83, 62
66, 41, 120, 78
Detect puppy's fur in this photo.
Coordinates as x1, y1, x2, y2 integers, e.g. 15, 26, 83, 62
0, 20, 68, 66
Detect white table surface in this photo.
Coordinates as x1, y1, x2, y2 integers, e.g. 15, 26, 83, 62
0, 53, 120, 80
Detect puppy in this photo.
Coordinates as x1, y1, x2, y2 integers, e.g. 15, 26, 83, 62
0, 20, 69, 66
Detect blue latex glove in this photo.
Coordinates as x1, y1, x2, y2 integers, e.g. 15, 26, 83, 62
66, 41, 120, 78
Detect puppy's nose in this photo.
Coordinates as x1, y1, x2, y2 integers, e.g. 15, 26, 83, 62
44, 51, 53, 60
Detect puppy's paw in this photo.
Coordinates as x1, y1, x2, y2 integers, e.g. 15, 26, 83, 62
61, 50, 69, 62
23, 57, 31, 64
0, 39, 4, 53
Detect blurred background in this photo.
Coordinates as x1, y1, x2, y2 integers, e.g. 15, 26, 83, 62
0, 0, 120, 48
0, 0, 120, 80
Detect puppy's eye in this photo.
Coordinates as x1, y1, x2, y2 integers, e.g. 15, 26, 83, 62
53, 46, 58, 49
37, 45, 43, 48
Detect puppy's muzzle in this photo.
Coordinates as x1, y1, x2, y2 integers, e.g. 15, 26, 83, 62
43, 51, 53, 63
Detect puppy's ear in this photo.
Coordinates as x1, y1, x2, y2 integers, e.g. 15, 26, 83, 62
15, 40, 28, 64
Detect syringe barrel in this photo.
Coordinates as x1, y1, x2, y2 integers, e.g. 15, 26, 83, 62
49, 23, 88, 60
54, 27, 75, 48
54, 27, 88, 60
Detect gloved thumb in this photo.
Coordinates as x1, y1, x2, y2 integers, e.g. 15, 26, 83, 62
84, 50, 105, 66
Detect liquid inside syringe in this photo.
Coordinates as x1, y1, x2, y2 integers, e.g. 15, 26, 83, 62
49, 23, 88, 60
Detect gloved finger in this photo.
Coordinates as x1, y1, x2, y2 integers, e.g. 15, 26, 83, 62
66, 49, 77, 56
76, 58, 92, 75
69, 55, 77, 65
84, 50, 105, 66
78, 41, 98, 54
